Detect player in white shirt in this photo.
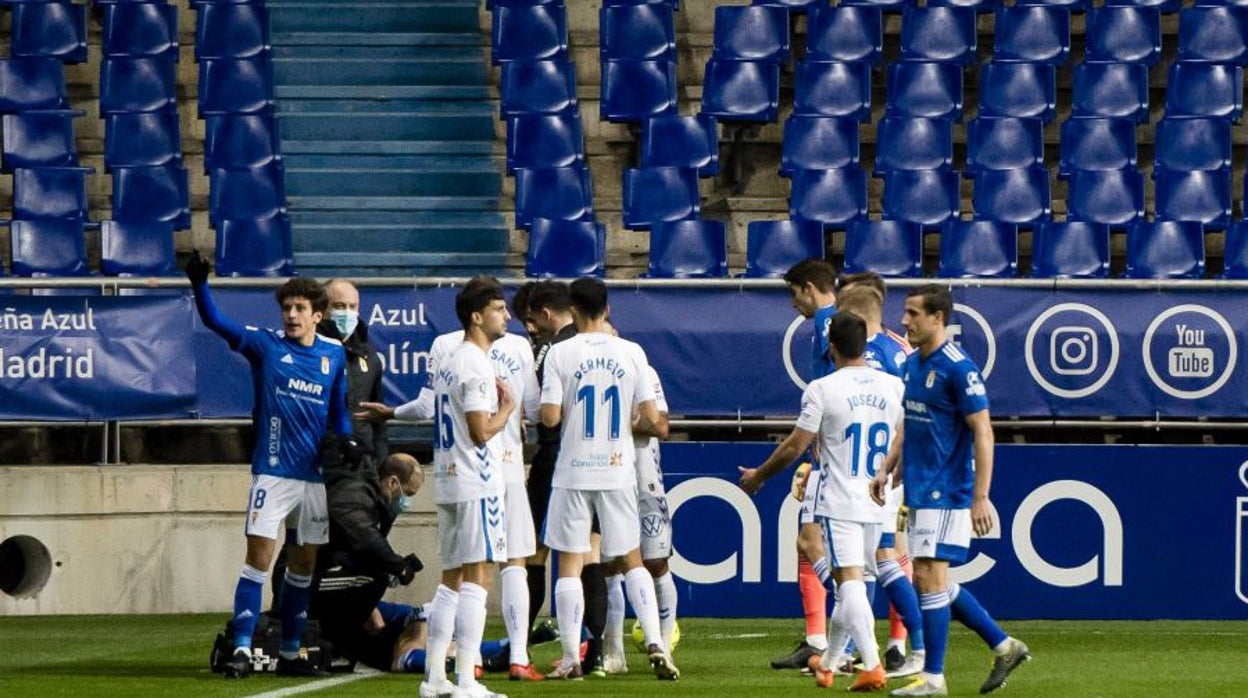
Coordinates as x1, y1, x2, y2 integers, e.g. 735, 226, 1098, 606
419, 278, 515, 698
740, 311, 903, 693
539, 278, 679, 681
359, 326, 545, 682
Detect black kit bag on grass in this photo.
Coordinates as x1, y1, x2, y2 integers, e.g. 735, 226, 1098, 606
209, 611, 335, 673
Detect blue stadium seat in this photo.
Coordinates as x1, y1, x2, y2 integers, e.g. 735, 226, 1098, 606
1104, 0, 1178, 12
966, 117, 1044, 173
194, 3, 271, 60
701, 59, 781, 122
10, 2, 88, 64
100, 57, 177, 114
0, 58, 68, 113
102, 4, 179, 58
13, 166, 89, 220
2, 109, 81, 170
1178, 6, 1248, 66
1066, 169, 1144, 228
900, 6, 978, 64
1154, 118, 1231, 171
1015, 0, 1087, 10
622, 166, 700, 230
215, 214, 294, 277
928, 0, 999, 11
788, 168, 867, 227
1071, 61, 1149, 122
792, 60, 871, 121
752, 0, 823, 12
525, 217, 606, 278
1058, 117, 1136, 177
210, 162, 286, 222
874, 117, 953, 173
841, 0, 911, 11
646, 219, 728, 278
885, 62, 963, 121
843, 220, 924, 277
105, 110, 183, 169
1153, 168, 1232, 229
198, 57, 275, 115
938, 220, 1018, 277
1219, 221, 1248, 279
978, 61, 1056, 122
9, 218, 89, 277
492, 4, 568, 64
994, 6, 1071, 64
780, 116, 858, 175
743, 220, 825, 278
500, 60, 577, 119
640, 113, 719, 176
113, 164, 191, 229
806, 5, 882, 64
600, 3, 675, 60
711, 5, 790, 63
882, 169, 961, 227
505, 114, 584, 172
203, 114, 279, 172
600, 59, 677, 123
1085, 6, 1161, 65
101, 219, 176, 276
971, 167, 1050, 224
1030, 221, 1110, 278
513, 166, 594, 229
1164, 63, 1244, 121
1124, 221, 1205, 279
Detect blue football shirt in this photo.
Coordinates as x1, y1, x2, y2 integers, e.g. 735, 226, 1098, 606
811, 303, 837, 379
864, 331, 908, 378
901, 340, 990, 510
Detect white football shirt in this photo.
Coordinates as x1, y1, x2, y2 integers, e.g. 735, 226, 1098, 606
431, 341, 505, 504
488, 332, 540, 483
632, 362, 668, 498
541, 332, 656, 490
796, 365, 904, 523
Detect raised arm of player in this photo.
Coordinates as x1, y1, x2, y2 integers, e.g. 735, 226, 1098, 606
186, 256, 246, 349
966, 409, 995, 537
738, 426, 816, 496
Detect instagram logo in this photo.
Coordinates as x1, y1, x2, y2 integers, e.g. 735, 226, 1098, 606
1050, 327, 1098, 376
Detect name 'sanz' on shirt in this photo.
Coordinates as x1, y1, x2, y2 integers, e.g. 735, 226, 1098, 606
491, 347, 524, 377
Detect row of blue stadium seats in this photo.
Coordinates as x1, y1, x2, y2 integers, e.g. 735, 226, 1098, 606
751, 0, 1230, 13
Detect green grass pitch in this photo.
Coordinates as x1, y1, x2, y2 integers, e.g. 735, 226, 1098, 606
2, 615, 1246, 697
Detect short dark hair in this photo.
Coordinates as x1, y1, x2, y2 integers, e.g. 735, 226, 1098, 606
527, 280, 571, 314
783, 259, 837, 293
828, 311, 867, 360
836, 271, 886, 299
455, 276, 504, 330
906, 284, 954, 326
512, 281, 536, 320
569, 277, 609, 319
275, 278, 328, 314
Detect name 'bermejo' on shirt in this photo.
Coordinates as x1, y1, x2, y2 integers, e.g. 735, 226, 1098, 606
797, 365, 904, 524
432, 341, 506, 505
901, 340, 990, 510
541, 332, 656, 491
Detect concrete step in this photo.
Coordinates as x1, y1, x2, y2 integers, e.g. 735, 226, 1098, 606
281, 140, 494, 156
277, 111, 493, 141
268, 4, 479, 33
273, 57, 485, 86
292, 225, 508, 253
283, 154, 497, 170
275, 45, 485, 61
276, 85, 489, 101
289, 210, 504, 227
272, 32, 483, 47
276, 99, 494, 115
285, 167, 500, 197
288, 195, 498, 211
293, 251, 515, 277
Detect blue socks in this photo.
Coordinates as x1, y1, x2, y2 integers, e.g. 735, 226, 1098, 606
878, 558, 924, 651
232, 565, 267, 650
919, 590, 951, 675
949, 582, 1008, 650
812, 556, 835, 592
398, 648, 428, 673
279, 571, 314, 656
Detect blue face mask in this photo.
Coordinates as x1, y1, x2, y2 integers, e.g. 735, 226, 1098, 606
390, 493, 412, 517
331, 309, 359, 338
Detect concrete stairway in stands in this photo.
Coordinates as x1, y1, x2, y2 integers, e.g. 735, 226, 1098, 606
267, 0, 509, 277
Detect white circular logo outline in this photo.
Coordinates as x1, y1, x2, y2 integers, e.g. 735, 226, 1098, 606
1141, 304, 1238, 400
1024, 303, 1121, 399
952, 303, 996, 378
781, 315, 808, 390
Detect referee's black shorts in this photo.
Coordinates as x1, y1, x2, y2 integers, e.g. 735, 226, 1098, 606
527, 440, 557, 539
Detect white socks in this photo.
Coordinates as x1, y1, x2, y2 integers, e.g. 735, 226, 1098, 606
555, 576, 584, 664
500, 565, 530, 666
653, 571, 678, 650
605, 573, 626, 656
424, 584, 459, 685
837, 579, 881, 671
454, 583, 488, 689
625, 566, 664, 652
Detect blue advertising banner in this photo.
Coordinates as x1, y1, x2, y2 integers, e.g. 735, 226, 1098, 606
2, 284, 1247, 420
0, 295, 196, 420
663, 442, 1248, 620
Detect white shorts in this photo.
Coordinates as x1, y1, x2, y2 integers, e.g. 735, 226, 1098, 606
819, 517, 881, 573
245, 474, 328, 546
798, 467, 819, 526
505, 481, 537, 560
437, 494, 508, 568
907, 508, 972, 563
639, 493, 671, 561
880, 483, 904, 548
544, 487, 640, 558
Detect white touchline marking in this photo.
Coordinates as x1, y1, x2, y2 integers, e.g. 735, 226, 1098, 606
244, 667, 383, 698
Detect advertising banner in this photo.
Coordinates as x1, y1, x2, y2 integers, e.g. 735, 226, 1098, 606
663, 443, 1248, 620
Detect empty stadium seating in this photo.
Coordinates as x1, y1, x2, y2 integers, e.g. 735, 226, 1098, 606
711, 5, 790, 63
882, 169, 961, 227
0, 58, 70, 113
13, 166, 89, 221
1059, 118, 1137, 177
646, 220, 729, 278
971, 167, 1051, 225
885, 62, 963, 120
525, 217, 606, 278
194, 3, 270, 60
640, 114, 719, 176
938, 220, 1019, 277
966, 117, 1044, 173
600, 59, 678, 122
513, 166, 594, 230
2, 110, 81, 170
1154, 118, 1231, 172
788, 168, 867, 227
900, 6, 977, 65
492, 4, 568, 64
701, 59, 781, 122
622, 166, 700, 230
843, 220, 924, 277
806, 5, 882, 64
1066, 169, 1145, 228
105, 110, 183, 170
202, 114, 277, 171
600, 3, 676, 60
793, 61, 871, 121
1125, 221, 1206, 279
215, 214, 294, 278
100, 220, 177, 277
1071, 61, 1149, 122
742, 220, 825, 278
979, 62, 1056, 122
9, 218, 89, 277
506, 114, 584, 172
102, 4, 179, 58
499, 60, 577, 119
112, 164, 191, 229
1031, 221, 1111, 278
874, 117, 953, 173
994, 6, 1071, 64
1085, 6, 1161, 65
780, 116, 859, 175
